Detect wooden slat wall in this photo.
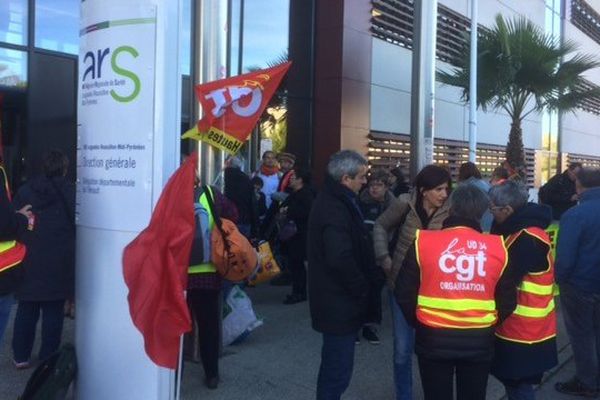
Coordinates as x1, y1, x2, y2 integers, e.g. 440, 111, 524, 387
567, 153, 600, 168
368, 131, 535, 186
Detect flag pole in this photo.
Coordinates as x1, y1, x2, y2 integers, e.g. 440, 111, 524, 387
468, 0, 478, 163
174, 290, 186, 400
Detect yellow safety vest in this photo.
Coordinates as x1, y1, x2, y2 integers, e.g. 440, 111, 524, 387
188, 186, 216, 274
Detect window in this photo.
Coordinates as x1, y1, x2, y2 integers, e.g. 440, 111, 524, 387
0, 0, 28, 46
0, 47, 27, 87
35, 0, 79, 54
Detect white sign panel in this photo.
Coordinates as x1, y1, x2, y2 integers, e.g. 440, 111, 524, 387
77, 5, 156, 232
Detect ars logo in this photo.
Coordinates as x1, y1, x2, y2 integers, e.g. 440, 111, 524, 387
438, 238, 488, 282
82, 45, 141, 103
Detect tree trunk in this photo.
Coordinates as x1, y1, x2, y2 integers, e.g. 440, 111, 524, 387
506, 119, 526, 175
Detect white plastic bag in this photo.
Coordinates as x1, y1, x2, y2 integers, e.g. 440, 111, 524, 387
222, 286, 263, 346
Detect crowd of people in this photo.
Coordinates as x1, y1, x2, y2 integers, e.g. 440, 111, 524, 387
308, 151, 600, 400
1, 146, 599, 400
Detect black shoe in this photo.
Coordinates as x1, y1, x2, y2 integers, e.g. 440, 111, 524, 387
283, 293, 306, 305
205, 376, 219, 390
555, 378, 598, 398
362, 326, 380, 345
270, 273, 292, 286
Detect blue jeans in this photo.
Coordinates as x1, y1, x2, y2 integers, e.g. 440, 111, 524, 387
316, 332, 356, 400
505, 382, 535, 400
388, 288, 415, 400
12, 300, 65, 362
560, 283, 600, 389
0, 294, 13, 343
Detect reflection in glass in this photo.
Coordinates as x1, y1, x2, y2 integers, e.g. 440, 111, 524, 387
35, 0, 79, 54
0, 47, 27, 87
180, 0, 191, 76
0, 0, 28, 46
241, 0, 289, 72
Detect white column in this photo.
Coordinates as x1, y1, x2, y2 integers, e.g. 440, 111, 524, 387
76, 0, 181, 399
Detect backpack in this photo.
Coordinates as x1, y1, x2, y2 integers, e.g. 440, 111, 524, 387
189, 202, 211, 266
203, 186, 258, 281
19, 343, 77, 400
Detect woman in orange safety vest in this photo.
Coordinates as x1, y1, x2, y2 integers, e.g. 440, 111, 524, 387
395, 184, 518, 400
488, 180, 558, 400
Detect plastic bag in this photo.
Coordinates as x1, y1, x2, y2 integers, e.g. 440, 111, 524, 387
222, 286, 262, 346
247, 241, 281, 286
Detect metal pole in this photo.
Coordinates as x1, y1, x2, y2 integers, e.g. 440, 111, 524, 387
194, 0, 228, 187
468, 0, 478, 163
410, 0, 438, 179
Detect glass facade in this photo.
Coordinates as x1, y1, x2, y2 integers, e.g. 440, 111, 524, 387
35, 0, 79, 54
539, 0, 562, 184
0, 47, 27, 87
229, 0, 290, 156
180, 0, 191, 76
0, 0, 28, 46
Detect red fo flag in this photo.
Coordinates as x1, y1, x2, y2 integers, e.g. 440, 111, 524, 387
182, 62, 292, 154
122, 154, 197, 369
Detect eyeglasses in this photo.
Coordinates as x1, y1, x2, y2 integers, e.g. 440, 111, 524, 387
489, 205, 505, 212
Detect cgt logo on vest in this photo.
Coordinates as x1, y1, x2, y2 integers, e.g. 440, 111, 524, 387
438, 238, 487, 282
82, 46, 141, 103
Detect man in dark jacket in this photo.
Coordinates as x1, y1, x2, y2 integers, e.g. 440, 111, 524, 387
539, 162, 581, 220
395, 184, 517, 400
0, 165, 30, 344
554, 167, 600, 397
308, 150, 384, 400
11, 150, 75, 369
488, 181, 557, 400
223, 155, 258, 238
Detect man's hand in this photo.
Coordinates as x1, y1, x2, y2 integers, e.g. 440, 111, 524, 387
381, 256, 392, 275
571, 193, 579, 202
17, 204, 32, 218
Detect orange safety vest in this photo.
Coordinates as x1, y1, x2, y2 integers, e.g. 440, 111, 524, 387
415, 227, 508, 329
0, 166, 26, 272
495, 227, 556, 344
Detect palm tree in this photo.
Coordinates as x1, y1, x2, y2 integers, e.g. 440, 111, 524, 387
438, 14, 600, 172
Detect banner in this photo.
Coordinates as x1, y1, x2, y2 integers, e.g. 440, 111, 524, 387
183, 62, 291, 154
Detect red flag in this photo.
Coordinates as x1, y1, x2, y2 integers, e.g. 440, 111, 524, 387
122, 154, 197, 369
183, 62, 292, 154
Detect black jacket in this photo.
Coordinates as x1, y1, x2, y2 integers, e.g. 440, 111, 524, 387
224, 167, 258, 236
539, 171, 577, 220
490, 202, 558, 381
308, 178, 385, 335
358, 189, 394, 236
395, 216, 518, 362
0, 171, 27, 295
13, 176, 75, 301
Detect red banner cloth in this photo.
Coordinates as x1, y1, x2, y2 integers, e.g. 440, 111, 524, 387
123, 154, 197, 369
193, 61, 291, 154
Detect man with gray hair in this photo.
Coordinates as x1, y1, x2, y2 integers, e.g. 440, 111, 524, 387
308, 150, 384, 400
395, 184, 516, 400
487, 180, 557, 400
554, 168, 600, 397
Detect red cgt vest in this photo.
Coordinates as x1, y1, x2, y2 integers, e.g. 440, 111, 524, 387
495, 227, 556, 344
416, 227, 508, 329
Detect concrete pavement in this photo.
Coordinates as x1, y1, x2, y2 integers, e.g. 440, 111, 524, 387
0, 285, 583, 399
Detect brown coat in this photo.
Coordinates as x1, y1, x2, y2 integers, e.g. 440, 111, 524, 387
373, 191, 449, 287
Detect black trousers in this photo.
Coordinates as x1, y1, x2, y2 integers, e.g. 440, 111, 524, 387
13, 300, 65, 362
418, 356, 491, 400
288, 236, 307, 296
365, 282, 383, 325
188, 289, 220, 379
